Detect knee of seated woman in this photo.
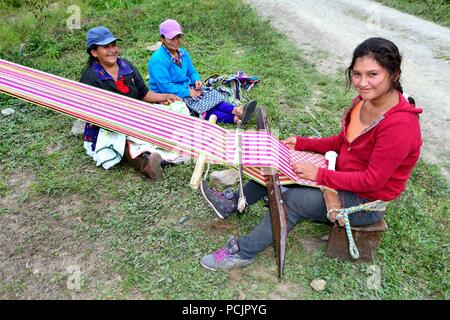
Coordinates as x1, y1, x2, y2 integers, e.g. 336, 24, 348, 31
283, 186, 324, 204
282, 187, 327, 215
349, 211, 384, 226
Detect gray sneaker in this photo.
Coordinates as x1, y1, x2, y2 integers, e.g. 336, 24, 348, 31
200, 180, 237, 219
200, 236, 254, 271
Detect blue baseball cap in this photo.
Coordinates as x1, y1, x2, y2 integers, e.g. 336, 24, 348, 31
86, 26, 121, 49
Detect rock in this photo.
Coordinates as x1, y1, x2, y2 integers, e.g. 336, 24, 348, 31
71, 119, 85, 136
1, 108, 15, 116
210, 169, 239, 187
234, 48, 245, 57
310, 278, 326, 291
178, 216, 189, 225
146, 41, 162, 51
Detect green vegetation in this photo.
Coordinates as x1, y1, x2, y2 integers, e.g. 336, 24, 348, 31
375, 0, 450, 28
0, 0, 449, 299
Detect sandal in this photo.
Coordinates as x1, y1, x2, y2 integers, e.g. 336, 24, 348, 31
241, 100, 257, 125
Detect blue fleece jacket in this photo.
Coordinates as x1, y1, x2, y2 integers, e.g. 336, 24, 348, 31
147, 46, 201, 98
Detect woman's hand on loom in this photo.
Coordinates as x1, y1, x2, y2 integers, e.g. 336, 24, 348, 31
291, 162, 318, 181
163, 94, 182, 104
194, 80, 203, 90
143, 92, 180, 104
281, 136, 297, 150
189, 88, 202, 98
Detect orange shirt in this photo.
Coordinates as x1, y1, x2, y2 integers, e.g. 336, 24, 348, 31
347, 100, 367, 143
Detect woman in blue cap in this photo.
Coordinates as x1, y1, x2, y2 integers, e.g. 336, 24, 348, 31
80, 26, 181, 180
148, 19, 256, 125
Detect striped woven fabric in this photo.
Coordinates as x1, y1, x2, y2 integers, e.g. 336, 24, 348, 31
0, 59, 327, 187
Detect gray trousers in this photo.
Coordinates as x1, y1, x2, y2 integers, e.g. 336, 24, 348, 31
236, 181, 384, 259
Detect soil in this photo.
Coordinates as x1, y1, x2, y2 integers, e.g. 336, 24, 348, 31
246, 0, 450, 178
0, 170, 119, 299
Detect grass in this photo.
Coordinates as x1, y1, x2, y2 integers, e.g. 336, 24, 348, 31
375, 0, 450, 28
0, 0, 449, 300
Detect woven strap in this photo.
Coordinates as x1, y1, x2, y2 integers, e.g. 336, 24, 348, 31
0, 59, 327, 187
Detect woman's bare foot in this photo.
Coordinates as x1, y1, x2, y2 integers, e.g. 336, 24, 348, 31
232, 106, 243, 118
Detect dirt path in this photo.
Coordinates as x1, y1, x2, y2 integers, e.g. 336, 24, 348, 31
245, 0, 450, 178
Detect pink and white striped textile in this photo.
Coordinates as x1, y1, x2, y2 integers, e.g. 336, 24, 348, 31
0, 59, 327, 187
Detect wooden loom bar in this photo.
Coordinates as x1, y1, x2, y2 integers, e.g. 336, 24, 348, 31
256, 107, 288, 279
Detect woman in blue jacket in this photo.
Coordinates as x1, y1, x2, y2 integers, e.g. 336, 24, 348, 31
148, 19, 256, 124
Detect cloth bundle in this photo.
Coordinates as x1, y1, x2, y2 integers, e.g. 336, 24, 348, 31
204, 71, 261, 105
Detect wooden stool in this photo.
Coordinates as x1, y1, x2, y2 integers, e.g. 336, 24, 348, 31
325, 219, 388, 262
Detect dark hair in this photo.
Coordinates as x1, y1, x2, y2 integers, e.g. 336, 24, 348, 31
82, 45, 99, 73
346, 37, 403, 94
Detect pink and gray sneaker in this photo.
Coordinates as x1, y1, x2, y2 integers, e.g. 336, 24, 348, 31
200, 236, 254, 271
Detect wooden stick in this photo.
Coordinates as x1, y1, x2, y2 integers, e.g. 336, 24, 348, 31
256, 107, 287, 279
236, 119, 247, 213
189, 115, 217, 190
322, 151, 344, 226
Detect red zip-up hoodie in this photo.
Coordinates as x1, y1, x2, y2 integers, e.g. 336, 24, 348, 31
295, 92, 423, 201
